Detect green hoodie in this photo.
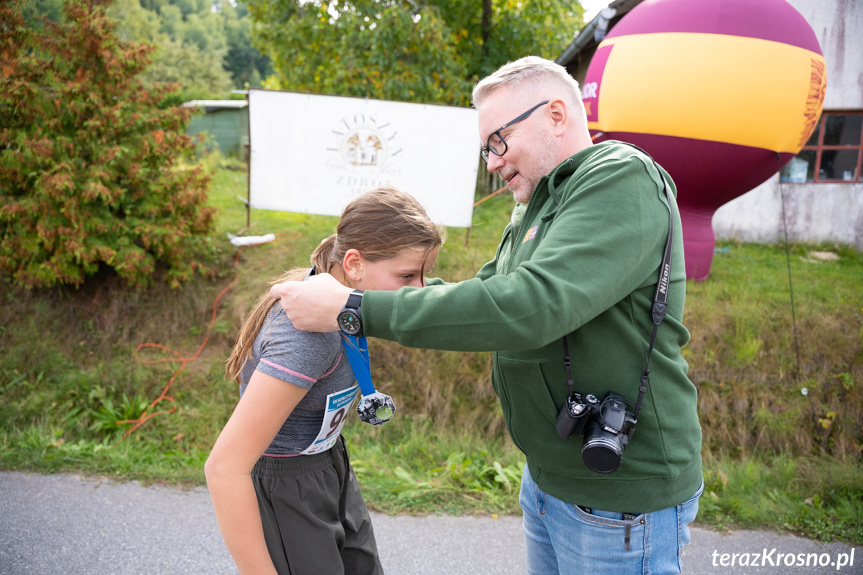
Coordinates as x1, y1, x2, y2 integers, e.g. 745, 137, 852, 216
364, 141, 702, 513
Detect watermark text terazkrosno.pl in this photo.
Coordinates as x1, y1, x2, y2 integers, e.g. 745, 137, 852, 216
711, 548, 856, 570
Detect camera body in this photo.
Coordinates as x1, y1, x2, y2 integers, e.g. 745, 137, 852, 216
556, 391, 637, 474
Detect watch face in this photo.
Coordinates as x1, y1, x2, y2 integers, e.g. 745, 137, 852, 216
338, 310, 361, 335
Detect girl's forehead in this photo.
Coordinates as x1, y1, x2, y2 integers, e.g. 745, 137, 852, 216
391, 245, 438, 267
401, 245, 437, 260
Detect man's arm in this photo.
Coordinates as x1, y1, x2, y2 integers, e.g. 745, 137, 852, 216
268, 273, 451, 332
272, 152, 672, 349
358, 157, 672, 352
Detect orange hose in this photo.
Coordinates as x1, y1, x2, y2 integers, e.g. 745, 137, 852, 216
119, 232, 301, 438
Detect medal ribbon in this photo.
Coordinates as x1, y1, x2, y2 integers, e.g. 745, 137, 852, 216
341, 335, 377, 396
304, 266, 376, 396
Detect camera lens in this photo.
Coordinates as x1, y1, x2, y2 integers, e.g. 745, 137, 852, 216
582, 420, 624, 474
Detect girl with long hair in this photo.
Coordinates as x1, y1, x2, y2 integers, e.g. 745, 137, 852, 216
206, 187, 444, 574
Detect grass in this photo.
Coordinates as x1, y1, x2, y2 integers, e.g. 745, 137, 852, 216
686, 241, 863, 460
1, 155, 861, 543
345, 415, 524, 516
700, 453, 863, 543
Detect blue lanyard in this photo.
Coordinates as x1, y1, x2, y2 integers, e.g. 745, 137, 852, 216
304, 267, 377, 397
341, 335, 376, 396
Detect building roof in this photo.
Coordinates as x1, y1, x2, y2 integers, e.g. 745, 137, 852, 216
182, 100, 249, 112
556, 0, 644, 71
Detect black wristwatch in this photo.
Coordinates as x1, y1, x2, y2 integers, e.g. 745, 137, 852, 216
337, 290, 363, 336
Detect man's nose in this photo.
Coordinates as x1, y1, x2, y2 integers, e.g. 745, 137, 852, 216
486, 152, 505, 173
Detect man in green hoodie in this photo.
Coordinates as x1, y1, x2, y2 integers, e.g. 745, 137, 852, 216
270, 56, 703, 574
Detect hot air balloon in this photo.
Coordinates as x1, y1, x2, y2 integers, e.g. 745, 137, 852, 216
582, 0, 827, 281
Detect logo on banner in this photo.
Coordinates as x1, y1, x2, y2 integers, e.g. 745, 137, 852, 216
583, 43, 614, 124
327, 113, 403, 193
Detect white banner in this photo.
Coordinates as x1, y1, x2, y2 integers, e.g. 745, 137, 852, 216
248, 89, 480, 228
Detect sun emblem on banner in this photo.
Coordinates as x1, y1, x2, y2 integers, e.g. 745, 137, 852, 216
326, 113, 402, 176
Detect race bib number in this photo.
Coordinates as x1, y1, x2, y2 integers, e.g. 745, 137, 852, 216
299, 385, 360, 455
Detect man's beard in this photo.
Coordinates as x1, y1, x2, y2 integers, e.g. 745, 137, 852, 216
512, 132, 559, 204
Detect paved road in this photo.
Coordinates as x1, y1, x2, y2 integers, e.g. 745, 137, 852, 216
1, 471, 859, 574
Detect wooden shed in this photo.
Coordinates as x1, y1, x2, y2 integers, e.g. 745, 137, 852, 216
183, 100, 249, 156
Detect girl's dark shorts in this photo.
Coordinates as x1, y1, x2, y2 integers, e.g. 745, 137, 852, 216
252, 436, 383, 575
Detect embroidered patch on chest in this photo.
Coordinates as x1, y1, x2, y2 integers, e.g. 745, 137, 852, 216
522, 225, 538, 243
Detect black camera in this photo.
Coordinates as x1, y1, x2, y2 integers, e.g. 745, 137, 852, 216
556, 391, 637, 474
555, 392, 599, 438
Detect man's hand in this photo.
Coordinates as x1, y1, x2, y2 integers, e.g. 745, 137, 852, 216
269, 273, 353, 332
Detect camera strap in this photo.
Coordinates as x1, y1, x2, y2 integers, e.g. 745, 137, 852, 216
562, 143, 675, 423
632, 145, 674, 421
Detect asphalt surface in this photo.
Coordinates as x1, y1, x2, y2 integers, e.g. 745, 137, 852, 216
0, 471, 859, 575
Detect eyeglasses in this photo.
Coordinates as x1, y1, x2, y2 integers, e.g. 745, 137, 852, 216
480, 101, 550, 163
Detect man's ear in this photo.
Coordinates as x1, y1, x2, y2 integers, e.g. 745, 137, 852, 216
549, 99, 568, 135
342, 249, 364, 282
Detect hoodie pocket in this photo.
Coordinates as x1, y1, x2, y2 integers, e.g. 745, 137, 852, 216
496, 355, 567, 456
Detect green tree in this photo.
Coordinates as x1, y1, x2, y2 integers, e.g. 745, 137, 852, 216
0, 0, 215, 289
18, 0, 274, 93
222, 0, 272, 88
107, 0, 161, 42
116, 0, 271, 92
248, 0, 583, 105
17, 0, 65, 27
110, 0, 234, 97
138, 36, 234, 99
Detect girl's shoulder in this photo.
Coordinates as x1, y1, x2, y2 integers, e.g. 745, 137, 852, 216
261, 304, 342, 351
252, 304, 348, 390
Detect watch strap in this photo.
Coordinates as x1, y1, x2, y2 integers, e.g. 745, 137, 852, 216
345, 290, 363, 310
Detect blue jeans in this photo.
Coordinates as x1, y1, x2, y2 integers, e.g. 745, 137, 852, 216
519, 464, 703, 575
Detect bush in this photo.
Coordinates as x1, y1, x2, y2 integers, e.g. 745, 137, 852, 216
0, 0, 215, 289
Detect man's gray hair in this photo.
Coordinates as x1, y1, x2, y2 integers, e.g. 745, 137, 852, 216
472, 56, 584, 114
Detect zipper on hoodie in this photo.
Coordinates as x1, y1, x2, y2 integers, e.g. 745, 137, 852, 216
504, 217, 524, 275
504, 175, 551, 273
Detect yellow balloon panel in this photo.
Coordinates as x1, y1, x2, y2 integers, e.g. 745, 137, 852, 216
588, 33, 826, 153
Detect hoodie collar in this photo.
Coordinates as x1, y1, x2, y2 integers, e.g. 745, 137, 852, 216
544, 143, 611, 206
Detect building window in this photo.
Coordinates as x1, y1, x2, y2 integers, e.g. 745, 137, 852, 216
781, 111, 862, 183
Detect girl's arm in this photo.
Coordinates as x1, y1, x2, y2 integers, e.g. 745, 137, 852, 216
205, 371, 309, 575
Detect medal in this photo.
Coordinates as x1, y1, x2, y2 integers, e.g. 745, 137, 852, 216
356, 391, 396, 426
341, 335, 396, 425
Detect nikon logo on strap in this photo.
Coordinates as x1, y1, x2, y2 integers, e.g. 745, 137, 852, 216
658, 263, 670, 295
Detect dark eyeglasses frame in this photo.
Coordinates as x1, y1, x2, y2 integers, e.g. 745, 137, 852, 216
480, 100, 550, 163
